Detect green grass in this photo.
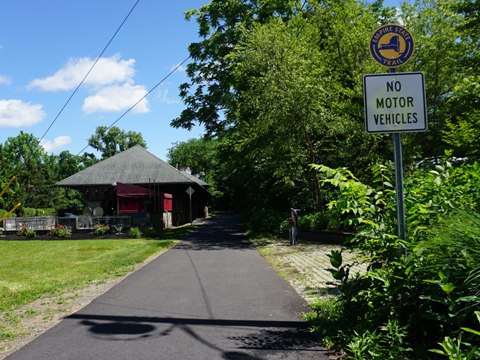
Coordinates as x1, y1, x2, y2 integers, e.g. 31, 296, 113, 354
0, 227, 192, 312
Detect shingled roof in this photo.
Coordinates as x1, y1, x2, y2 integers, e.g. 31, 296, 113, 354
56, 145, 207, 187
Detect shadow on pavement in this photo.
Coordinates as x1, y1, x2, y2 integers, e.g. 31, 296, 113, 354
177, 215, 255, 251
68, 313, 322, 359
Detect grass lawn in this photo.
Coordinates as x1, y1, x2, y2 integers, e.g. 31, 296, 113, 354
0, 227, 191, 313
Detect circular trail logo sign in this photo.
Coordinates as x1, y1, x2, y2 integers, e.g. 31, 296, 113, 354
370, 24, 414, 68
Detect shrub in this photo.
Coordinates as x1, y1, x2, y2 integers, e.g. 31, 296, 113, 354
308, 157, 480, 358
142, 226, 157, 238
22, 208, 36, 217
244, 208, 286, 235
93, 224, 110, 236
24, 228, 36, 238
17, 224, 36, 238
49, 224, 72, 238
0, 209, 16, 219
36, 208, 56, 216
128, 226, 142, 239
297, 212, 340, 231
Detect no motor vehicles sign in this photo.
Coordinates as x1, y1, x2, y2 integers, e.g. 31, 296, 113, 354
363, 72, 427, 133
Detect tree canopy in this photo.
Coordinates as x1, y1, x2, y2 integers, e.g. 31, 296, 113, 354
88, 126, 147, 160
167, 0, 480, 213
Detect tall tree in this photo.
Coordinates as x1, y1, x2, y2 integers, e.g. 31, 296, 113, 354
172, 0, 303, 135
88, 126, 147, 159
220, 1, 388, 211
167, 137, 223, 201
1, 132, 52, 210
167, 138, 217, 175
440, 0, 480, 160
400, 0, 470, 160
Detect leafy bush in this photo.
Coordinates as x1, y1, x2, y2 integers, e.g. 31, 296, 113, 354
244, 208, 286, 235
346, 319, 412, 360
306, 156, 480, 358
431, 311, 480, 359
36, 208, 56, 216
142, 226, 157, 238
22, 208, 36, 217
93, 224, 110, 236
17, 224, 36, 238
49, 224, 72, 238
128, 226, 142, 239
296, 212, 345, 231
0, 209, 16, 219
19, 208, 56, 217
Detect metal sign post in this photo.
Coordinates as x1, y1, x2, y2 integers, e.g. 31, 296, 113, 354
390, 67, 407, 242
392, 132, 406, 241
365, 24, 427, 247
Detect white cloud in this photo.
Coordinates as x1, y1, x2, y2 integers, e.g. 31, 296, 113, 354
0, 74, 10, 85
82, 83, 149, 114
158, 89, 180, 105
28, 55, 136, 91
0, 99, 45, 128
40, 136, 71, 152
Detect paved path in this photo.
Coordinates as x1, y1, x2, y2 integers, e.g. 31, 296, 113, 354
7, 215, 328, 360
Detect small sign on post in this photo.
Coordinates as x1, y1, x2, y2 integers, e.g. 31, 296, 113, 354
369, 24, 415, 68
186, 186, 195, 225
364, 24, 426, 246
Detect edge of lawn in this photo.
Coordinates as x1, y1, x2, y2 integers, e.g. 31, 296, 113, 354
0, 225, 194, 359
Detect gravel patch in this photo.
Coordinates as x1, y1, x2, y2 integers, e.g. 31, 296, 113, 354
255, 239, 368, 304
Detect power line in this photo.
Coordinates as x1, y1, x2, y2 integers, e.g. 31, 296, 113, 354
75, 56, 191, 157
38, 0, 141, 144
4, 0, 141, 201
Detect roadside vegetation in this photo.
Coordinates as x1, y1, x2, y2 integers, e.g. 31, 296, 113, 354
250, 156, 480, 359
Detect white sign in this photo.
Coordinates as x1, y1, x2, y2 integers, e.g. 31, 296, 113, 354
364, 72, 427, 133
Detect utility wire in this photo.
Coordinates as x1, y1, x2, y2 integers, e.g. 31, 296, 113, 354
4, 0, 141, 203
75, 55, 191, 157
38, 0, 141, 144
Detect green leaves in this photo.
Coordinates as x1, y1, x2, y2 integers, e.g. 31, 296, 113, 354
87, 126, 146, 160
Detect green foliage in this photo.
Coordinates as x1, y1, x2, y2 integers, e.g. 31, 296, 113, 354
93, 224, 110, 236
49, 224, 72, 238
346, 319, 412, 360
295, 212, 345, 232
308, 159, 480, 357
20, 208, 56, 217
0, 209, 16, 219
303, 297, 347, 348
431, 311, 480, 359
22, 208, 36, 217
88, 126, 147, 160
37, 208, 56, 216
244, 208, 286, 236
128, 226, 142, 239
174, 0, 301, 134
16, 225, 36, 238
167, 137, 221, 200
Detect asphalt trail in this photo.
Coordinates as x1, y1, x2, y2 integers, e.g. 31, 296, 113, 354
7, 214, 328, 360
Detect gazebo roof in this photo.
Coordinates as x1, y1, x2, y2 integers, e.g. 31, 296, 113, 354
56, 145, 208, 187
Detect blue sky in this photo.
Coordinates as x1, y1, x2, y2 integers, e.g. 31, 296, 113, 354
0, 0, 206, 160
0, 0, 404, 161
